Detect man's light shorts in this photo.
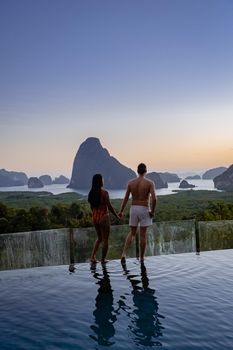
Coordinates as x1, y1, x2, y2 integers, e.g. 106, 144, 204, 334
129, 205, 152, 227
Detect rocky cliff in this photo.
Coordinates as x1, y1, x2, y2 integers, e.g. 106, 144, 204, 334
179, 180, 195, 189
53, 175, 69, 184
158, 172, 181, 183
0, 174, 24, 187
202, 167, 227, 179
39, 175, 53, 185
146, 172, 168, 189
28, 177, 44, 188
68, 137, 136, 189
0, 169, 28, 186
213, 165, 233, 192
185, 175, 201, 180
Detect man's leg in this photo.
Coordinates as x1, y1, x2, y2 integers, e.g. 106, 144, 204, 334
121, 226, 137, 262
139, 226, 148, 262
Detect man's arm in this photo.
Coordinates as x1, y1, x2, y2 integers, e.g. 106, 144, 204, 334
119, 184, 131, 217
149, 182, 157, 218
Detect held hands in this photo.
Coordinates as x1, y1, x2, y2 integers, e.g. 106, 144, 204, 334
114, 211, 121, 220
116, 214, 121, 220
118, 211, 124, 220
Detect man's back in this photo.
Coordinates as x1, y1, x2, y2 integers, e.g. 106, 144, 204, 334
129, 176, 155, 206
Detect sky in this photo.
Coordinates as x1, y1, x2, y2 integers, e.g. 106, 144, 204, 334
0, 0, 233, 178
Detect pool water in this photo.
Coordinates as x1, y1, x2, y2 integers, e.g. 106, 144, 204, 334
1, 249, 233, 350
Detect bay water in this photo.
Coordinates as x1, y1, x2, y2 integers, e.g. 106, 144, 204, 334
0, 179, 216, 199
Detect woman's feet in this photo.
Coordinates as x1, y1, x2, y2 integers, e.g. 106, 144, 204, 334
90, 255, 98, 264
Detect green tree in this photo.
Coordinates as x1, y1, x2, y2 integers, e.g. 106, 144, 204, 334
0, 217, 9, 233
29, 207, 50, 230
69, 202, 84, 220
0, 202, 8, 218
8, 209, 31, 233
50, 204, 69, 227
198, 201, 233, 221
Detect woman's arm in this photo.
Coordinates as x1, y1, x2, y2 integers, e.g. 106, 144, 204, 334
105, 191, 119, 219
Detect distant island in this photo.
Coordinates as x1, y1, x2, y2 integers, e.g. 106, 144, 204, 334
28, 175, 70, 188
28, 177, 44, 189
0, 169, 28, 186
1, 140, 231, 192
179, 179, 196, 189
38, 175, 69, 186
213, 165, 233, 192
158, 172, 181, 183
146, 172, 168, 189
68, 137, 168, 190
0, 169, 69, 189
202, 167, 227, 179
185, 175, 201, 180
68, 137, 136, 189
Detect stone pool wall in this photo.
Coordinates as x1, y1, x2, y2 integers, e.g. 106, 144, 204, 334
0, 220, 233, 270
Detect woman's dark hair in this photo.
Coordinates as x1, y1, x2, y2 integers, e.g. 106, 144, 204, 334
88, 174, 103, 208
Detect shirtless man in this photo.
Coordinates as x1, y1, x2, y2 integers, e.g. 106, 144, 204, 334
119, 163, 156, 263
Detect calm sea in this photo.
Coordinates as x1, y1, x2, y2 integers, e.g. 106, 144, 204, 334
0, 179, 216, 199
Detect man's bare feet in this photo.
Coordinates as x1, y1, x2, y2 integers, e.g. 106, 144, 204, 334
121, 256, 126, 264
69, 264, 76, 272
101, 259, 109, 264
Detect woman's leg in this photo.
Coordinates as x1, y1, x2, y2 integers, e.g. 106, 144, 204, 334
100, 216, 110, 263
90, 224, 102, 262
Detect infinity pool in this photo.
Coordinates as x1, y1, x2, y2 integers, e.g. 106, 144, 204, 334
1, 249, 233, 349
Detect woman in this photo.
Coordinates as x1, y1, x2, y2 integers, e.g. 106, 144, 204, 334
88, 174, 119, 264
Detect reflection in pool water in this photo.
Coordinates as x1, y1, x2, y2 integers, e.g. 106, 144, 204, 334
89, 261, 164, 347
119, 262, 164, 347
1, 250, 233, 349
90, 263, 117, 346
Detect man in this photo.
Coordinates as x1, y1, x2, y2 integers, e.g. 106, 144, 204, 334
119, 163, 156, 263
